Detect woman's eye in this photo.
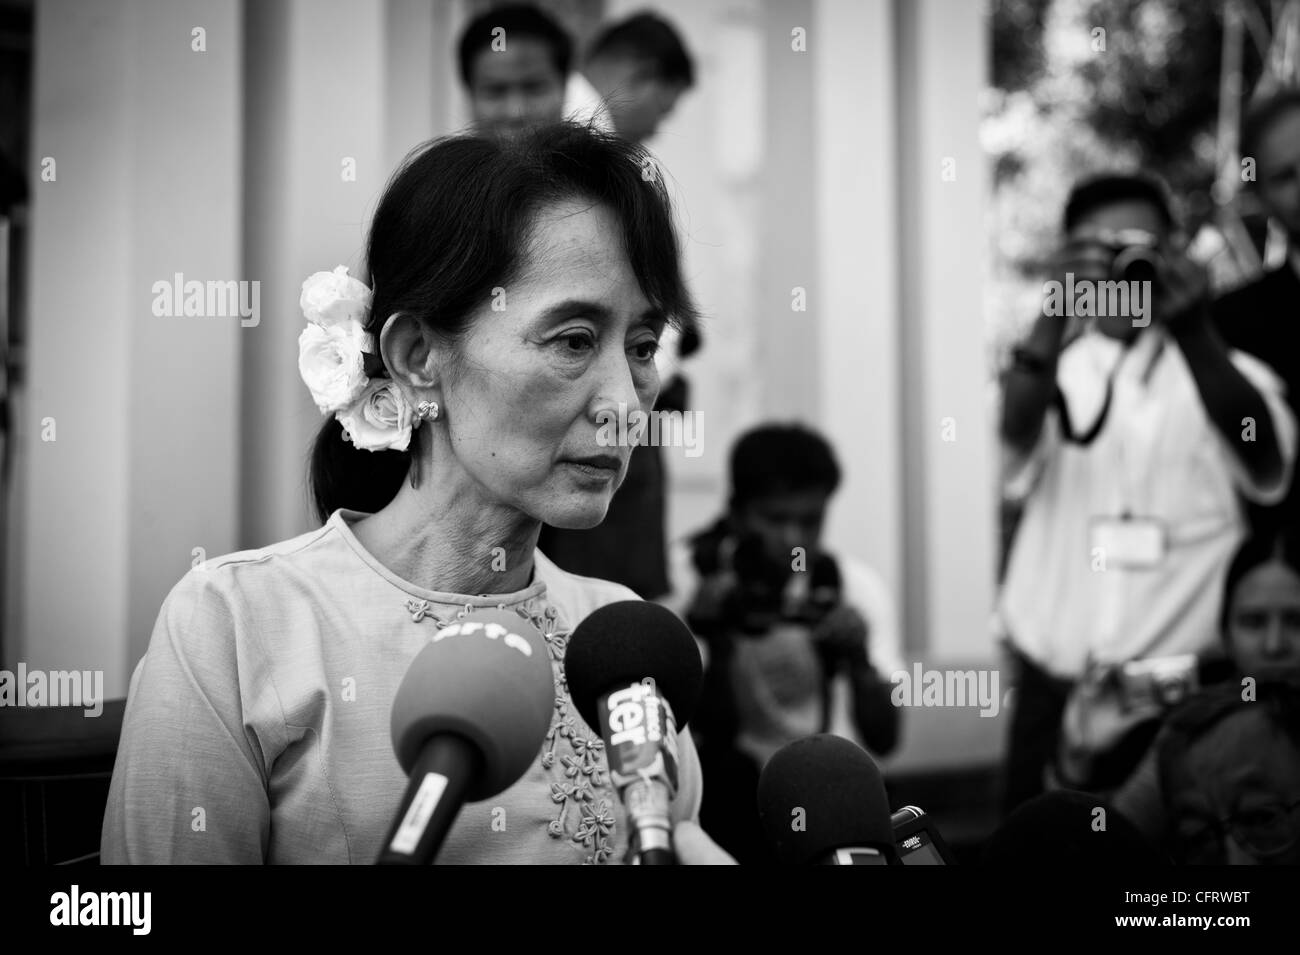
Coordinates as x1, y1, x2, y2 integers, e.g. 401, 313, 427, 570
631, 339, 660, 362
557, 332, 595, 355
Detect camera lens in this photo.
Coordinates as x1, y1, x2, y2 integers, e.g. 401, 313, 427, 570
1113, 247, 1161, 286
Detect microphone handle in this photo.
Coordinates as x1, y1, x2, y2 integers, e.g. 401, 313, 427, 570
377, 734, 481, 865
640, 847, 676, 865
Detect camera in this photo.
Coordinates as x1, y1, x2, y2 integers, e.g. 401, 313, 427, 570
1119, 654, 1199, 711
730, 535, 841, 633
1079, 227, 1164, 286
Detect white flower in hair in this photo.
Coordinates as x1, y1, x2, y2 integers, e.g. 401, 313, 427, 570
298, 322, 370, 413
300, 265, 373, 336
336, 377, 413, 452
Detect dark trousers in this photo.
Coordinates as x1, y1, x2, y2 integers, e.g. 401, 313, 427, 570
698, 744, 771, 865
1000, 649, 1074, 819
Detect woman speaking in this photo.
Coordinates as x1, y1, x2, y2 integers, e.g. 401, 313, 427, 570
101, 123, 721, 864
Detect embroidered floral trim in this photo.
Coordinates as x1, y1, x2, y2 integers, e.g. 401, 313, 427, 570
407, 593, 616, 864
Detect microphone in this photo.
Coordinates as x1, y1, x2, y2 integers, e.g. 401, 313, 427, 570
377, 609, 555, 865
757, 734, 896, 864
564, 600, 704, 865
982, 790, 1167, 866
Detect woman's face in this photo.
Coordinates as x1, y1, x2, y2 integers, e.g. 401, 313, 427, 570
1168, 709, 1300, 865
1227, 561, 1300, 684
439, 198, 664, 529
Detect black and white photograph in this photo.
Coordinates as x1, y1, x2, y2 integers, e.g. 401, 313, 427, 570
0, 0, 1297, 930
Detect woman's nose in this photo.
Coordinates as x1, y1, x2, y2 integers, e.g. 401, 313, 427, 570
1263, 617, 1287, 656
590, 350, 646, 424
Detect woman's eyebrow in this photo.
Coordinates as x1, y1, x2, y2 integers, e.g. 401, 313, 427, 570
533, 300, 666, 330
535, 299, 615, 325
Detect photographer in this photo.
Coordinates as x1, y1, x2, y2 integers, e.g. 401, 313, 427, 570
662, 423, 903, 863
998, 174, 1297, 816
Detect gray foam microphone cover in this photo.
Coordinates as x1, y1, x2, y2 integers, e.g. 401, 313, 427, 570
390, 608, 555, 801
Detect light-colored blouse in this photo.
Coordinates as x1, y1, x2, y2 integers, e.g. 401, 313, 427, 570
101, 508, 703, 864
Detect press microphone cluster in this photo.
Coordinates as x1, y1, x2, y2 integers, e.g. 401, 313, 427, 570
565, 601, 704, 865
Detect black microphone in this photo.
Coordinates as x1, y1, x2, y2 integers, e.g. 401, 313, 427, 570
377, 609, 555, 864
757, 734, 897, 864
564, 600, 704, 865
983, 790, 1167, 866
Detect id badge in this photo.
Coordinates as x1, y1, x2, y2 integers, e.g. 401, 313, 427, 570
1090, 516, 1166, 569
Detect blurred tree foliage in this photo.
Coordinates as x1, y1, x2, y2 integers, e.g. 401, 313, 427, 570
985, 0, 1270, 350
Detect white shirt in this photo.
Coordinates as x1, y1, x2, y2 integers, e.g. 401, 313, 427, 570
103, 509, 702, 864
999, 327, 1297, 679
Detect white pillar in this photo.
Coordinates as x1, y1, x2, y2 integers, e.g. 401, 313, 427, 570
896, 0, 995, 664
812, 0, 905, 648
24, 0, 243, 694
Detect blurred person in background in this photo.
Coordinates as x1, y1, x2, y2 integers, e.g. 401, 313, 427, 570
539, 9, 700, 600
1214, 87, 1300, 539
565, 10, 695, 144
663, 423, 903, 863
1113, 528, 1300, 842
1155, 681, 1300, 865
457, 3, 571, 140
998, 173, 1297, 816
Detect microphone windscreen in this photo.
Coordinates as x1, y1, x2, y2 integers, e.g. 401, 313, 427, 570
390, 609, 554, 801
983, 790, 1167, 866
757, 734, 894, 864
564, 600, 703, 731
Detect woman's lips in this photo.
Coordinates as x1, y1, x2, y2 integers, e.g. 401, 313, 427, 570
562, 457, 620, 483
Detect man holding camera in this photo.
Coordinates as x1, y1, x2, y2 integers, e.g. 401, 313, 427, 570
998, 174, 1297, 814
662, 423, 903, 862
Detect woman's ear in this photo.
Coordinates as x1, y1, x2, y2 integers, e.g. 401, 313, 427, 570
378, 312, 439, 389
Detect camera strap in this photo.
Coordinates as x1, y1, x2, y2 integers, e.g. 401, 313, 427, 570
1053, 351, 1125, 447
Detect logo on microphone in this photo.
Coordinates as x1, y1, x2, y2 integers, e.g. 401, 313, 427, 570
432, 619, 534, 657
601, 678, 679, 791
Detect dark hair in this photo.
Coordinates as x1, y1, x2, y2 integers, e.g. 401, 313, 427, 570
1156, 681, 1300, 798
1219, 527, 1300, 638
1062, 173, 1174, 233
457, 3, 572, 88
1241, 86, 1300, 170
588, 11, 694, 88
309, 122, 699, 524
728, 423, 841, 509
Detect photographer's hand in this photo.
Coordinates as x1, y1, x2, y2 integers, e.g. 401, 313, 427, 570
811, 604, 901, 756
1001, 239, 1107, 455
810, 604, 871, 670
1155, 248, 1211, 334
